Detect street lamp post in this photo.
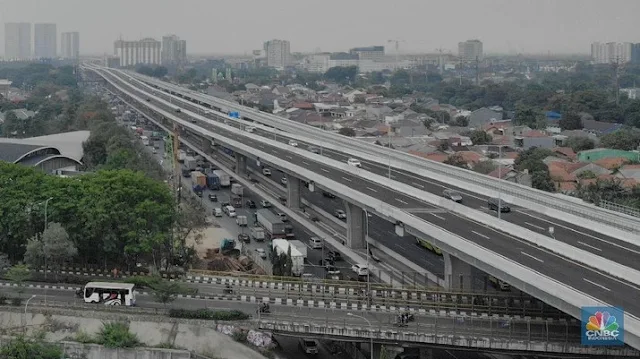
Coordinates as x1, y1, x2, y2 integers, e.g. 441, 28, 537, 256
347, 312, 374, 359
44, 197, 53, 229
364, 210, 371, 299
387, 126, 392, 179
23, 295, 36, 331
42, 197, 53, 305
497, 146, 503, 220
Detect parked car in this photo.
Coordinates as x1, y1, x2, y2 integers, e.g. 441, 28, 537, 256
443, 189, 463, 202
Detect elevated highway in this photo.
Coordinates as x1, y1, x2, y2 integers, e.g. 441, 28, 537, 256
120, 68, 640, 239
86, 65, 640, 349
108, 67, 640, 272
13, 286, 637, 356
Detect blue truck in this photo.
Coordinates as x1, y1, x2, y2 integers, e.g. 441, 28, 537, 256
206, 173, 220, 190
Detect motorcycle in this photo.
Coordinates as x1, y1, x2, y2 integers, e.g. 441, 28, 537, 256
258, 303, 271, 314
75, 289, 83, 298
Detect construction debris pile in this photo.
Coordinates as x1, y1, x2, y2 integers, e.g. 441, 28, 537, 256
204, 248, 266, 275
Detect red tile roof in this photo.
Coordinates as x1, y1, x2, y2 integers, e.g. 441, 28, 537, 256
593, 157, 628, 170
522, 130, 548, 138
554, 147, 576, 160
409, 151, 448, 163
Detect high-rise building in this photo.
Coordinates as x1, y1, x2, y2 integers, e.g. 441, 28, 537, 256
61, 32, 80, 59
4, 22, 31, 60
349, 46, 385, 61
263, 39, 291, 68
591, 42, 633, 64
458, 39, 483, 61
114, 38, 161, 67
161, 35, 187, 65
34, 23, 57, 58
631, 43, 640, 64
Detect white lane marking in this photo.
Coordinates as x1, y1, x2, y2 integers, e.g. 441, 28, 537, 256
411, 182, 425, 188
366, 187, 378, 193
271, 150, 277, 154
258, 144, 265, 149
342, 177, 352, 182
472, 231, 490, 240
578, 241, 602, 252
524, 222, 545, 231
390, 174, 397, 179
430, 213, 446, 220
286, 155, 293, 160
520, 251, 544, 263
321, 168, 330, 173
302, 161, 310, 166
448, 210, 640, 292
583, 278, 611, 292
516, 209, 640, 255
395, 198, 408, 205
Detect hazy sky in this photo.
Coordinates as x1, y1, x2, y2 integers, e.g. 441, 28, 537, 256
1, 0, 639, 55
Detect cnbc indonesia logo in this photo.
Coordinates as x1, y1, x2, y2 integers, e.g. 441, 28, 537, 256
585, 311, 620, 342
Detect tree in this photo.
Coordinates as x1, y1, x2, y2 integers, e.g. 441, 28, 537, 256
450, 115, 469, 127
444, 153, 468, 168
151, 280, 182, 307
338, 127, 356, 137
6, 264, 31, 295
531, 170, 555, 192
25, 222, 77, 276
469, 130, 492, 145
473, 160, 497, 175
514, 147, 554, 171
600, 129, 640, 151
324, 66, 357, 84
558, 112, 583, 131
437, 141, 449, 152
285, 245, 294, 277
565, 136, 595, 153
514, 104, 544, 128
0, 337, 63, 359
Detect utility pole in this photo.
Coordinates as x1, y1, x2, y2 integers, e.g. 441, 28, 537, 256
458, 56, 464, 86
435, 47, 448, 73
387, 38, 405, 70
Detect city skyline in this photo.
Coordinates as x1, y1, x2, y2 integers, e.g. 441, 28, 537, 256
0, 0, 639, 56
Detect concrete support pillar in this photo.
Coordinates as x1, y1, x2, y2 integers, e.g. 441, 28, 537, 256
443, 252, 472, 291
235, 152, 246, 176
419, 347, 434, 359
287, 177, 300, 209
344, 201, 365, 249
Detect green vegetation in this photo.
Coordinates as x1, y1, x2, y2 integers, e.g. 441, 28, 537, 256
5, 264, 31, 295
24, 222, 77, 277
0, 336, 63, 359
135, 65, 168, 78
73, 322, 140, 348
168, 308, 249, 321
514, 148, 555, 192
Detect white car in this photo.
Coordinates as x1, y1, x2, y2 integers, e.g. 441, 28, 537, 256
262, 168, 272, 176
260, 200, 271, 208
334, 209, 346, 219
245, 126, 256, 133
281, 177, 288, 186
351, 264, 369, 276
347, 158, 362, 168
288, 140, 298, 147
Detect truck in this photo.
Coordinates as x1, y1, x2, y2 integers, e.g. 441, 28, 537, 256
213, 170, 230, 187
178, 150, 187, 163
191, 171, 207, 191
250, 227, 265, 242
236, 215, 247, 227
206, 173, 220, 190
256, 209, 286, 239
290, 240, 308, 259
220, 238, 236, 254
184, 156, 197, 171
231, 183, 243, 196
231, 194, 242, 208
272, 239, 304, 276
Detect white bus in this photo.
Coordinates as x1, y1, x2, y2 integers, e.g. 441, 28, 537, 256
81, 282, 136, 306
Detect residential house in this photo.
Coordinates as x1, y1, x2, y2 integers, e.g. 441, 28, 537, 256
206, 85, 235, 102
244, 83, 261, 92
0, 108, 35, 124
547, 161, 611, 193
468, 107, 503, 128
514, 130, 557, 150
391, 119, 428, 137
578, 148, 639, 163
272, 86, 291, 96
487, 166, 532, 187
582, 119, 623, 136
366, 105, 393, 120
343, 89, 365, 103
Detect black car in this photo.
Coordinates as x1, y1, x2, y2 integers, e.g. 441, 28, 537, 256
246, 200, 256, 208
145, 98, 151, 102
191, 119, 197, 123
208, 194, 217, 202
322, 191, 336, 198
238, 233, 250, 243
221, 200, 230, 207
175, 108, 181, 113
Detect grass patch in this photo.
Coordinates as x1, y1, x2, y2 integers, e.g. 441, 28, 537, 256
168, 309, 249, 321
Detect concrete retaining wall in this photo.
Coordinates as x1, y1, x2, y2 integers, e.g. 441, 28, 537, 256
0, 307, 268, 359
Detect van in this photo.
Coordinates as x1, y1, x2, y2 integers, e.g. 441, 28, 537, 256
213, 208, 223, 217
310, 237, 323, 249
488, 197, 510, 212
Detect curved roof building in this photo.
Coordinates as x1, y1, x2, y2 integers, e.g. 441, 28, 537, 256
0, 130, 89, 172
